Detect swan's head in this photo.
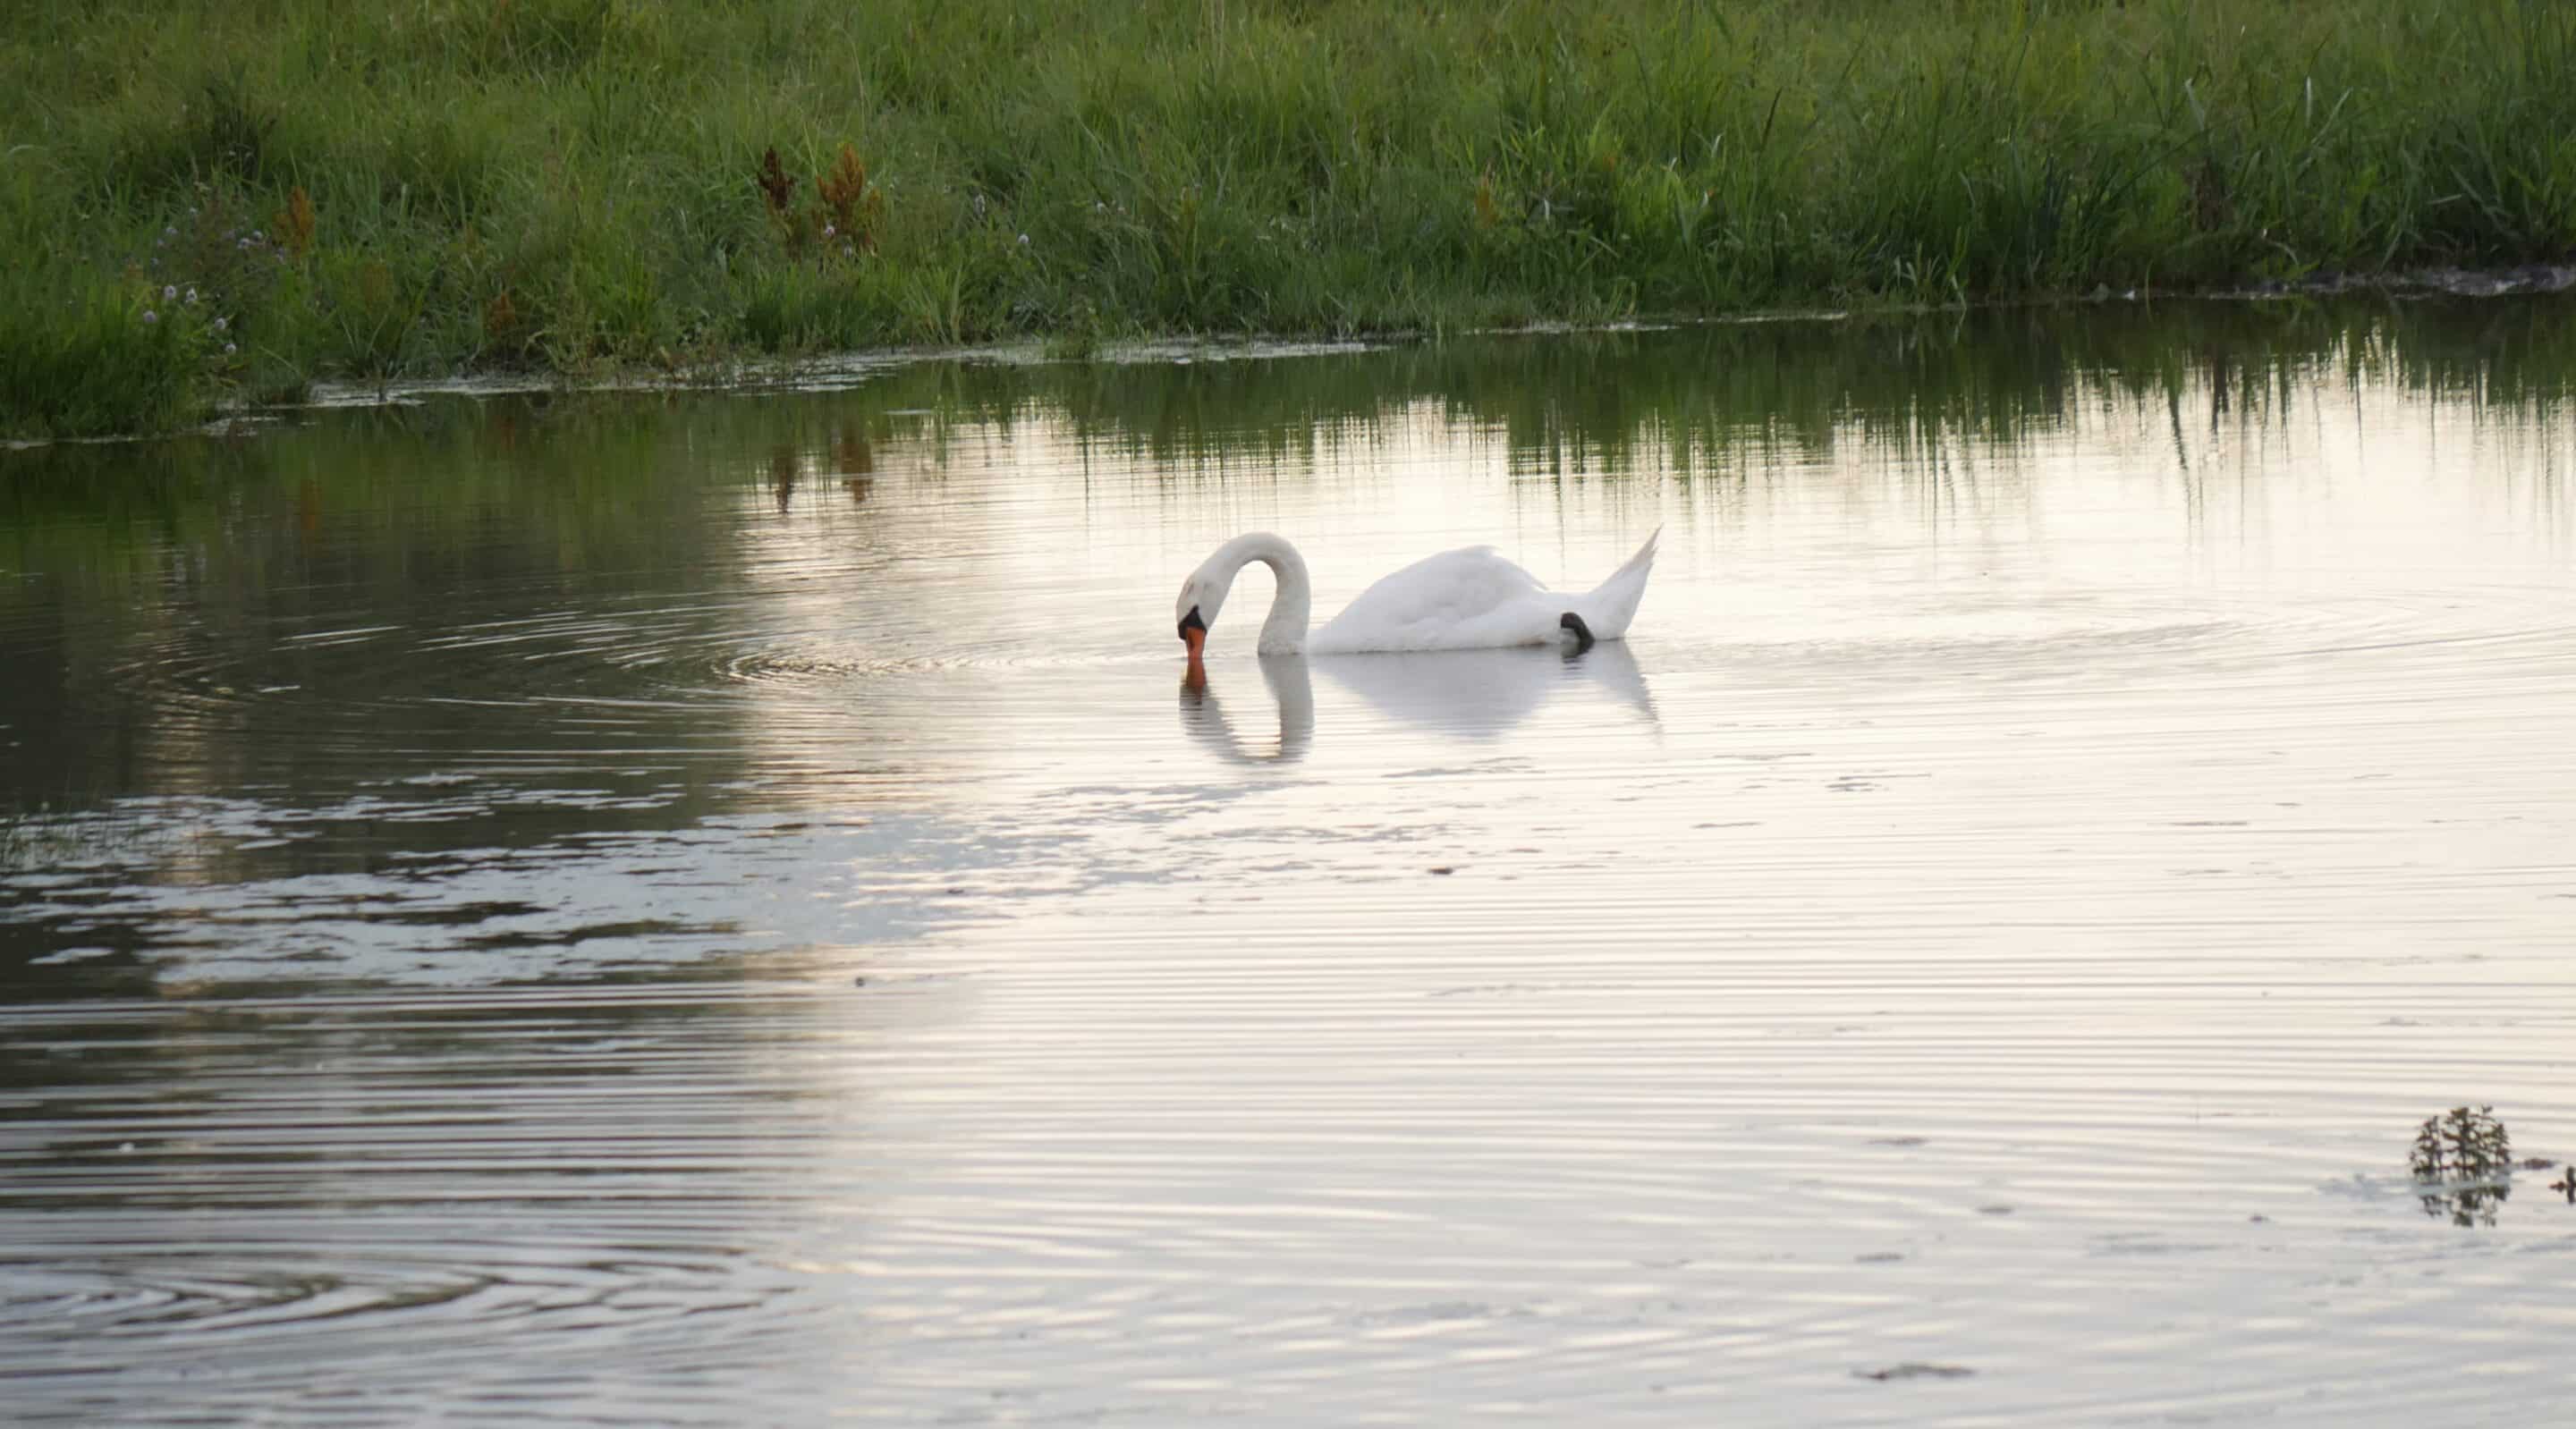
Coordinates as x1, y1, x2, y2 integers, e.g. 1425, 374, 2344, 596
1174, 564, 1232, 657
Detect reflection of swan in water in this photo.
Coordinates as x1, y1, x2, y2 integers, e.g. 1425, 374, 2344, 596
1321, 641, 1658, 740
1179, 643, 1657, 756
1178, 655, 1314, 764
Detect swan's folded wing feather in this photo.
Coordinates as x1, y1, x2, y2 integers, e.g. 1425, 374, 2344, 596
1311, 546, 1554, 652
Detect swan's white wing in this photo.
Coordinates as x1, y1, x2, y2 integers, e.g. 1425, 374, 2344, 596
1309, 546, 1560, 653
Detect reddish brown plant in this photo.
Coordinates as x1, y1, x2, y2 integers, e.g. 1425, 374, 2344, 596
483, 290, 520, 344
275, 185, 316, 258
817, 142, 883, 254
755, 148, 797, 216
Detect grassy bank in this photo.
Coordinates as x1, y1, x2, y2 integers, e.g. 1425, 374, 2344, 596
5, 0, 2574, 439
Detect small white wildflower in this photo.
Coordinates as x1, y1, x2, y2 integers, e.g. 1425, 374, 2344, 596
185, 287, 198, 304
1017, 233, 1030, 245
823, 222, 835, 237
142, 309, 158, 324
214, 317, 227, 332
250, 230, 264, 243
841, 243, 854, 259
238, 238, 250, 249
224, 342, 237, 355
164, 224, 177, 238
163, 284, 176, 300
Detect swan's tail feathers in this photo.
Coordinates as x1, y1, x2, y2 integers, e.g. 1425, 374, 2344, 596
1578, 527, 1661, 639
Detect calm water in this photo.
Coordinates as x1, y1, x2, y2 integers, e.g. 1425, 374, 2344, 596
5, 303, 2576, 1425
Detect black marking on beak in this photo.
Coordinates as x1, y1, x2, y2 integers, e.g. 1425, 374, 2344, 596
1559, 611, 1596, 654
1179, 605, 1208, 642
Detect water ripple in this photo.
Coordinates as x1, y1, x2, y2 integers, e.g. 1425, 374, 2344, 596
6, 319, 2576, 1424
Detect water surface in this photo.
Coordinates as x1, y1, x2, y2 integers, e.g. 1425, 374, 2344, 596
5, 302, 2576, 1424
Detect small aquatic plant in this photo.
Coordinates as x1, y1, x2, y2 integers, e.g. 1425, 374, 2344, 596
2411, 1106, 2513, 1227
2412, 1105, 2512, 1181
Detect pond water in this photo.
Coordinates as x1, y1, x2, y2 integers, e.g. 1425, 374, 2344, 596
4, 302, 2575, 1425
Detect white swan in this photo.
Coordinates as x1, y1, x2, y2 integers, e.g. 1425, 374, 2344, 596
1175, 529, 1659, 657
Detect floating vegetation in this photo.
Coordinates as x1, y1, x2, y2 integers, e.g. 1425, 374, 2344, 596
2411, 1106, 2514, 1227
1857, 1362, 1976, 1382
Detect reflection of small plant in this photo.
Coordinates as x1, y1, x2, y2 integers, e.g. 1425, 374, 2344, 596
2412, 1106, 2513, 1227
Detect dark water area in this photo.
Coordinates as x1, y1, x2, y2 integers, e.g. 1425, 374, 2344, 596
4, 300, 2575, 1424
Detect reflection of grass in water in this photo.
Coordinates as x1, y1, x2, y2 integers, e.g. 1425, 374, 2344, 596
4, 298, 2572, 647
768, 298, 2576, 478
0, 805, 174, 873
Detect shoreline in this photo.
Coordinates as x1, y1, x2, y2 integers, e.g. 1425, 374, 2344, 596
9, 266, 2573, 453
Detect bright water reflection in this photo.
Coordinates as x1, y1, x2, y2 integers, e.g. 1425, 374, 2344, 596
4, 301, 2576, 1424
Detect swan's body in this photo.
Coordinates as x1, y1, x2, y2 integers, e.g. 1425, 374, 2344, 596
1175, 530, 1658, 656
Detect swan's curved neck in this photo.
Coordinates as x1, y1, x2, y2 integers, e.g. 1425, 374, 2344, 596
1210, 532, 1313, 655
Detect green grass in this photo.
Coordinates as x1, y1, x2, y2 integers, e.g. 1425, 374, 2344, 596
5, 0, 2574, 438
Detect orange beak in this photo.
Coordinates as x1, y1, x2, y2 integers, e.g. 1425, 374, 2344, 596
1182, 624, 1206, 661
